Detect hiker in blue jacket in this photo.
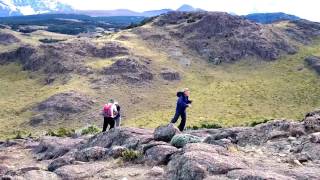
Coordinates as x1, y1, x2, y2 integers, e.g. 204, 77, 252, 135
171, 88, 192, 131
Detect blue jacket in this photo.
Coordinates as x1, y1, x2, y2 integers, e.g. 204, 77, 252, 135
176, 92, 191, 113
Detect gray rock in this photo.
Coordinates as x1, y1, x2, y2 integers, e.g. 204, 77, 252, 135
34, 136, 85, 160
74, 146, 108, 162
147, 166, 165, 177
108, 146, 128, 158
48, 155, 75, 171
167, 143, 246, 179
81, 128, 153, 150
154, 124, 180, 142
54, 162, 105, 180
310, 132, 320, 143
304, 110, 320, 133
145, 145, 178, 165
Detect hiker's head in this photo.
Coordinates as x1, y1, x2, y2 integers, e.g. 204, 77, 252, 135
109, 99, 115, 103
183, 88, 190, 97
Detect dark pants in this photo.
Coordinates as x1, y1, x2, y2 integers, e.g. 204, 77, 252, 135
171, 111, 187, 131
102, 117, 115, 132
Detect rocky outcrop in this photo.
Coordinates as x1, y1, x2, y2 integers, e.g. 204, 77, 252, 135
2, 109, 320, 179
0, 40, 129, 79
305, 56, 320, 75
30, 91, 95, 126
149, 11, 299, 63
103, 57, 154, 83
160, 68, 181, 81
0, 32, 20, 45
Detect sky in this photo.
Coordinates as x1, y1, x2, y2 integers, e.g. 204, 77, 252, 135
58, 0, 320, 22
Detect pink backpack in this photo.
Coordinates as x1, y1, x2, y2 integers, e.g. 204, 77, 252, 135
102, 103, 113, 117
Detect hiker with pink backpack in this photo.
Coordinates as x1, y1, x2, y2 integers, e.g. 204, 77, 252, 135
102, 99, 118, 132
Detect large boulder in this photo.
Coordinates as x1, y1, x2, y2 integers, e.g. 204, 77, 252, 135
154, 124, 180, 142
81, 128, 153, 150
304, 109, 320, 133
144, 145, 178, 165
305, 56, 320, 74
54, 162, 106, 180
34, 136, 85, 160
170, 134, 203, 148
167, 143, 247, 180
74, 146, 108, 162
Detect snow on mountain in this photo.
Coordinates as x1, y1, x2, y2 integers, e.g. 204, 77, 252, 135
0, 0, 73, 17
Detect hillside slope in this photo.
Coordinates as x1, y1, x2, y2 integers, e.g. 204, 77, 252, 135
0, 12, 320, 138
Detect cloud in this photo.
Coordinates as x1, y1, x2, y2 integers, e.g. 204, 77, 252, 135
58, 0, 320, 22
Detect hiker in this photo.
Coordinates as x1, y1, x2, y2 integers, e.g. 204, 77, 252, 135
114, 102, 121, 128
102, 99, 118, 132
170, 88, 192, 131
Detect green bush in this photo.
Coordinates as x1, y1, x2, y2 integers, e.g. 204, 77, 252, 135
249, 119, 271, 127
170, 134, 202, 148
187, 122, 222, 130
11, 130, 31, 139
81, 125, 101, 135
121, 149, 143, 161
46, 128, 75, 137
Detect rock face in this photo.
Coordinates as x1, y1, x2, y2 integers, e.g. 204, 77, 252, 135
30, 91, 95, 126
160, 68, 180, 81
103, 57, 154, 83
2, 110, 320, 179
151, 11, 298, 63
305, 56, 320, 74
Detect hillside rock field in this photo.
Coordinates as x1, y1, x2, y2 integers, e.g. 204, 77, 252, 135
2, 109, 320, 179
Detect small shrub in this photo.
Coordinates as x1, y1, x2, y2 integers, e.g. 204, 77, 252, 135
121, 149, 143, 161
46, 128, 75, 137
249, 119, 271, 127
13, 131, 23, 139
171, 134, 202, 148
81, 125, 101, 135
186, 122, 222, 130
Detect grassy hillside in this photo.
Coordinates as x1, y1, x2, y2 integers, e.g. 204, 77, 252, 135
1, 25, 320, 139
123, 37, 320, 128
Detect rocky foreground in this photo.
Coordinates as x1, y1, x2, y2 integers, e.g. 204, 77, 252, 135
2, 110, 320, 180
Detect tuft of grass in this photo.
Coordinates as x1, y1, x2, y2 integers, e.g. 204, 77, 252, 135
46, 128, 75, 137
121, 149, 143, 162
249, 119, 272, 127
187, 122, 223, 130
81, 125, 101, 135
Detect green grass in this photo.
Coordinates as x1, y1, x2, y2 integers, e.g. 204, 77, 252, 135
124, 39, 320, 128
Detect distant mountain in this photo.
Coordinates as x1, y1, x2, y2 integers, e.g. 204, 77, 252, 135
0, 0, 73, 17
76, 5, 202, 17
141, 9, 172, 17
76, 9, 141, 17
244, 12, 300, 24
177, 4, 203, 12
